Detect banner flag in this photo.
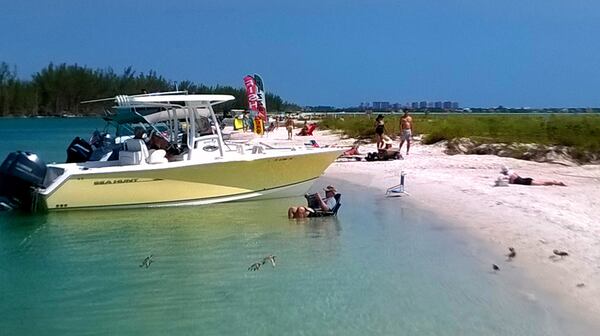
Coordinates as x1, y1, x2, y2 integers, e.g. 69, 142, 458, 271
253, 74, 268, 122
243, 74, 267, 124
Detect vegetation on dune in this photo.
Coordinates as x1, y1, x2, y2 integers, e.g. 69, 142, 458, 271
320, 114, 600, 157
0, 62, 299, 117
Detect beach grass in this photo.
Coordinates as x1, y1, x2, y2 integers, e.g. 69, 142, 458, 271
319, 114, 600, 153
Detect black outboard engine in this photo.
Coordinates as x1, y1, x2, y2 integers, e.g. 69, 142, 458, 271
0, 151, 47, 211
66, 137, 93, 163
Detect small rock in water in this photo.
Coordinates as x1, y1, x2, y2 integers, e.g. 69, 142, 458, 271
576, 283, 585, 288
492, 264, 500, 271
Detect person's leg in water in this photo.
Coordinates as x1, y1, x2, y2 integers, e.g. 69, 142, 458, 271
288, 206, 309, 218
288, 206, 297, 219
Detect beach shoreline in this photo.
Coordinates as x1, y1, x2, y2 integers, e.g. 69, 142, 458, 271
252, 127, 600, 326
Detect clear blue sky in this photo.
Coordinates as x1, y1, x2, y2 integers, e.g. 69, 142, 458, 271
1, 0, 599, 108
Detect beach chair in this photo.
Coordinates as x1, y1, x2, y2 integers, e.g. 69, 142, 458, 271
386, 172, 409, 197
305, 124, 317, 136
309, 194, 342, 217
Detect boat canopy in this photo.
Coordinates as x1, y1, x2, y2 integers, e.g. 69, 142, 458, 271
107, 94, 235, 125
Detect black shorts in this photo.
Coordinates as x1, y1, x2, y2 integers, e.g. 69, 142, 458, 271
513, 176, 533, 185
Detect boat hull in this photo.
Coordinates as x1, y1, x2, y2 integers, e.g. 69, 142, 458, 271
41, 150, 342, 211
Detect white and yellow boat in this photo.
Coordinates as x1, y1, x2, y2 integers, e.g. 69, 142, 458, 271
0, 93, 343, 212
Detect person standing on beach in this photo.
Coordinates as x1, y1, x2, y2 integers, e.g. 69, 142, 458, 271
285, 116, 294, 140
374, 114, 385, 149
399, 110, 413, 155
242, 112, 249, 132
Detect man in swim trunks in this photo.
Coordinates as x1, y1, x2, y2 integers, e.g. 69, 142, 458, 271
500, 166, 566, 186
399, 110, 412, 155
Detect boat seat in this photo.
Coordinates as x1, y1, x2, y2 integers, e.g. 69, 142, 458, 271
120, 139, 169, 165
120, 139, 149, 165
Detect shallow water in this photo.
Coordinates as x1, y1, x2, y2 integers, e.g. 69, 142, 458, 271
0, 118, 596, 335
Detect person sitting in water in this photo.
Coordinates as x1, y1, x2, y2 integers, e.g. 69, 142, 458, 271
288, 185, 338, 219
500, 166, 566, 186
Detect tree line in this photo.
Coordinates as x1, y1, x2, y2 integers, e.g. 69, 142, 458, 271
0, 62, 300, 117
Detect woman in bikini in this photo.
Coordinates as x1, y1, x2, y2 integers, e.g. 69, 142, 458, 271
374, 114, 385, 149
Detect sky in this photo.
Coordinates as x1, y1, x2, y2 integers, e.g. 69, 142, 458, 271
1, 0, 600, 108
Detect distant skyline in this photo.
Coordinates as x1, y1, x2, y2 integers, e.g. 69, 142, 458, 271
2, 0, 600, 108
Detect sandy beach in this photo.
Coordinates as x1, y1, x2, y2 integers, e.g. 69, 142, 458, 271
244, 126, 600, 322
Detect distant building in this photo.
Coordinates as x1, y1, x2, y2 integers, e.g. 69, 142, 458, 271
411, 102, 419, 109
419, 101, 427, 109
434, 101, 442, 109
451, 102, 459, 109
443, 101, 452, 109
372, 101, 390, 110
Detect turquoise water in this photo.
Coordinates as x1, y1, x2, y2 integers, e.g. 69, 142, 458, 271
0, 118, 596, 335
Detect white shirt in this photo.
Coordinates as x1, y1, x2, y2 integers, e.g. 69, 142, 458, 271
324, 196, 337, 211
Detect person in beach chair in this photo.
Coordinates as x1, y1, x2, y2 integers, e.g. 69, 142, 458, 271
500, 166, 566, 186
297, 123, 317, 136
288, 185, 341, 219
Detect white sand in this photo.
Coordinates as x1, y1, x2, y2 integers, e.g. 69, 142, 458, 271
235, 127, 600, 319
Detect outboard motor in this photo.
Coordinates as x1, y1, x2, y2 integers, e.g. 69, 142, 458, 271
0, 151, 47, 211
66, 137, 93, 163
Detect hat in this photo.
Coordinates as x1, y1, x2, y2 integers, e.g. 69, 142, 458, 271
500, 165, 509, 175
323, 185, 337, 193
383, 135, 393, 145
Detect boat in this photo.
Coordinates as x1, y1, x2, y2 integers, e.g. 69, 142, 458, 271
0, 92, 344, 212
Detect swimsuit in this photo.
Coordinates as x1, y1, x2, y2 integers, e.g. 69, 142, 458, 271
512, 176, 533, 185
401, 129, 412, 140
375, 121, 384, 135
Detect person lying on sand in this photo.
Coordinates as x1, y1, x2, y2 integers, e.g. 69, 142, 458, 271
500, 166, 566, 186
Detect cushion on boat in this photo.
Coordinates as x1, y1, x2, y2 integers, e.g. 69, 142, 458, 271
147, 149, 168, 164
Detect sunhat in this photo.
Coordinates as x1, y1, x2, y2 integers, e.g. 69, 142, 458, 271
323, 185, 337, 193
